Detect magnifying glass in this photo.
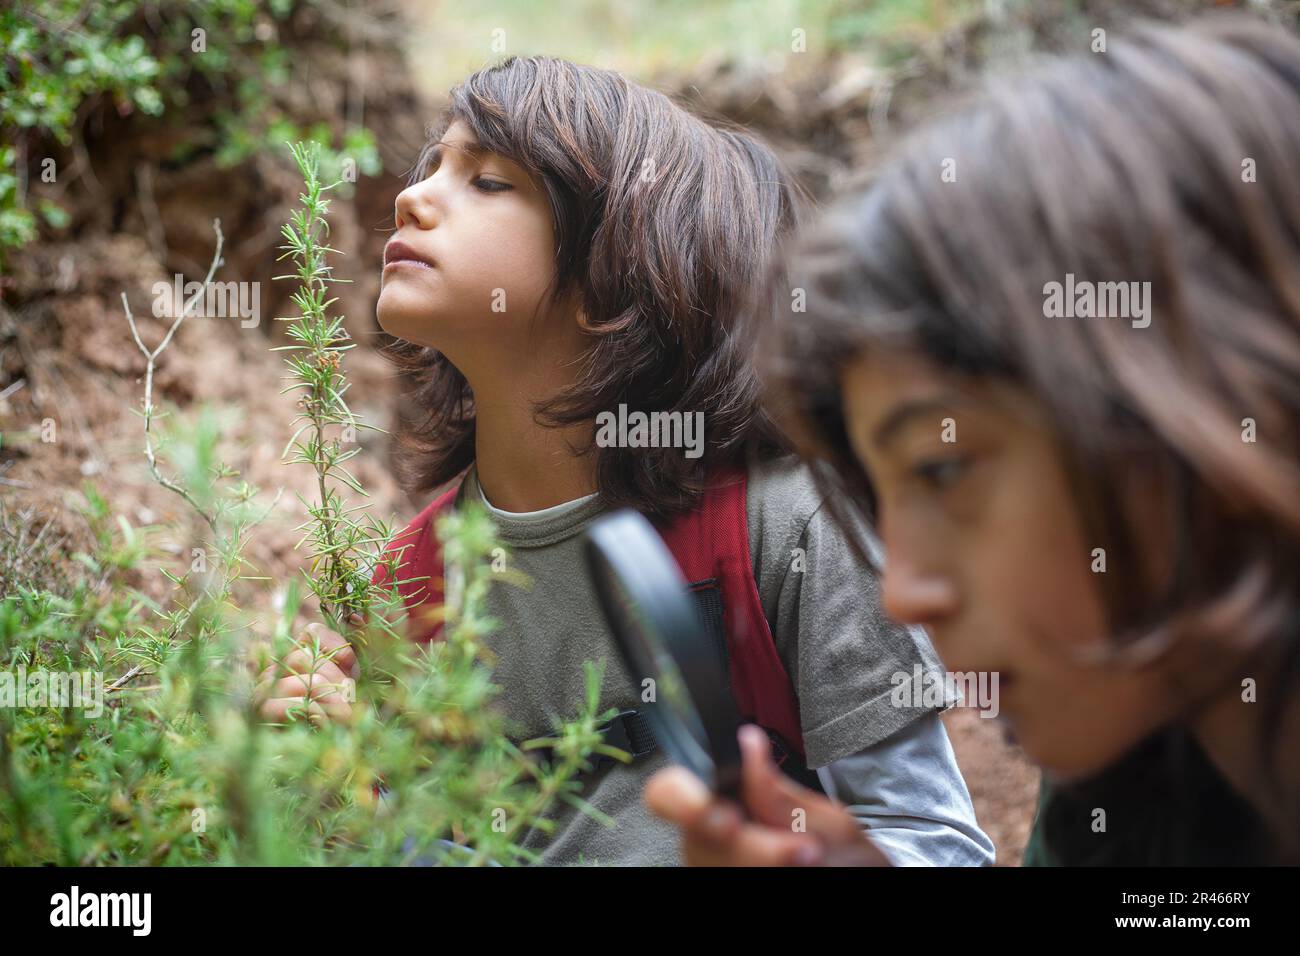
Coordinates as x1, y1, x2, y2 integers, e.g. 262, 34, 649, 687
583, 510, 743, 798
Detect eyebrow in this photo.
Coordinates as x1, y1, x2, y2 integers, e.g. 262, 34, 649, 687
427, 139, 489, 163
871, 393, 968, 450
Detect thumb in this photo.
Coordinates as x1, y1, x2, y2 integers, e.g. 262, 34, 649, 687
737, 724, 807, 827
738, 725, 858, 841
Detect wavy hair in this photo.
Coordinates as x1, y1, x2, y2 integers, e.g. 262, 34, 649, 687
760, 15, 1300, 861
383, 56, 806, 519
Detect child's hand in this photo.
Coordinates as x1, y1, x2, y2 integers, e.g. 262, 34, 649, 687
644, 724, 892, 867
254, 614, 363, 727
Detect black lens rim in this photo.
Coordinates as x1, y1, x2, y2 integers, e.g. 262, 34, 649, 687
584, 510, 742, 794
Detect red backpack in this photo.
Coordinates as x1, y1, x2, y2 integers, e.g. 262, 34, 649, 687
370, 465, 818, 783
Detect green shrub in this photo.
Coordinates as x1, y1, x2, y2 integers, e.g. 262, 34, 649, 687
0, 142, 615, 866
0, 0, 379, 268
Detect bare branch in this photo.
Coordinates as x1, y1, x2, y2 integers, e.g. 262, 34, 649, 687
120, 218, 226, 534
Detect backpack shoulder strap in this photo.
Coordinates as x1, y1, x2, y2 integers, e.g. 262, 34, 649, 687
655, 466, 807, 764
370, 478, 464, 644
374, 467, 815, 781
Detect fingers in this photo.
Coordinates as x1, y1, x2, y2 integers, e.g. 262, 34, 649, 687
736, 725, 858, 842
258, 697, 324, 725
252, 620, 360, 728
300, 622, 358, 678
645, 766, 819, 867
645, 726, 892, 867
255, 669, 354, 726
267, 648, 351, 685
255, 656, 349, 702
736, 726, 891, 865
644, 767, 749, 847
256, 671, 351, 702
735, 723, 793, 827
644, 766, 715, 827
643, 727, 804, 831
254, 663, 355, 723
682, 821, 821, 867
258, 696, 351, 727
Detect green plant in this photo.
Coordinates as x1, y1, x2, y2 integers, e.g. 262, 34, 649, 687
0, 0, 380, 268
275, 140, 384, 629
0, 140, 616, 866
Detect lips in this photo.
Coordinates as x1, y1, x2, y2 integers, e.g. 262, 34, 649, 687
383, 239, 434, 269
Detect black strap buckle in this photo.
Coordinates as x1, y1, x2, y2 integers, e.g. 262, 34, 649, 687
592, 709, 654, 771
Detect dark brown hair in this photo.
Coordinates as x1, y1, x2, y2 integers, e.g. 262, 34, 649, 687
760, 15, 1300, 860
383, 56, 806, 519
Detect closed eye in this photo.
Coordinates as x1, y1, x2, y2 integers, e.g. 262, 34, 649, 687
416, 142, 515, 192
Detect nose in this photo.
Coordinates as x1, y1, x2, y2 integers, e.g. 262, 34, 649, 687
879, 555, 958, 630
394, 177, 439, 231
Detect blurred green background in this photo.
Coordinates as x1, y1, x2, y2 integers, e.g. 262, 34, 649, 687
404, 0, 984, 93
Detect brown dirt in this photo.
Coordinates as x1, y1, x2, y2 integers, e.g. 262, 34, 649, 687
0, 4, 426, 617
943, 708, 1040, 865
0, 231, 407, 614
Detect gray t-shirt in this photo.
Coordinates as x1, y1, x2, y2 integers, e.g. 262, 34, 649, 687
442, 453, 950, 866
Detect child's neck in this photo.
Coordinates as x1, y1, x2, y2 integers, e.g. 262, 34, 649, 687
471, 386, 597, 514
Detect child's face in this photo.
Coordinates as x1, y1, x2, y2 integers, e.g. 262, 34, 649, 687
378, 120, 562, 355
840, 349, 1181, 780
